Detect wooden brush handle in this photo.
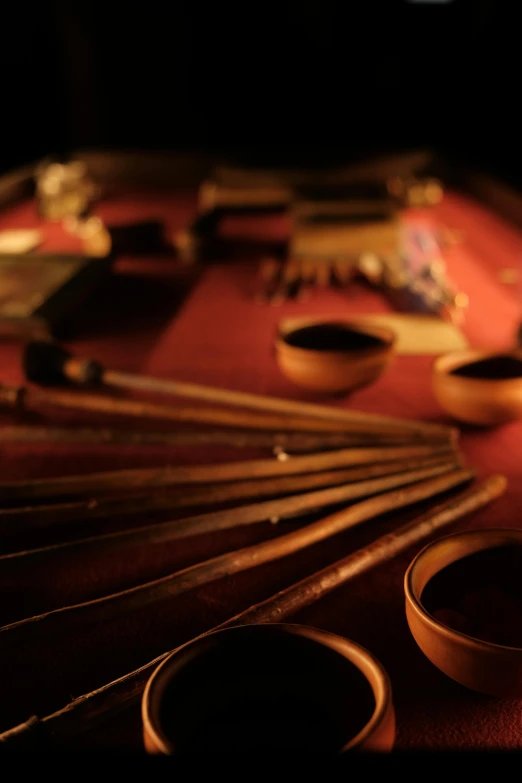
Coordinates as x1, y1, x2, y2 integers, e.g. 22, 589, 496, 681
0, 383, 453, 441
102, 368, 456, 441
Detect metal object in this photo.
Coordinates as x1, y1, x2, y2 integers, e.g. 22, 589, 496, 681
35, 160, 99, 222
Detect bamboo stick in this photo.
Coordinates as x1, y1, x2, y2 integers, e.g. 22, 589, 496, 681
0, 467, 473, 644
0, 474, 505, 749
0, 454, 457, 537
0, 443, 455, 503
0, 461, 459, 562
0, 383, 455, 441
0, 425, 427, 450
23, 340, 456, 440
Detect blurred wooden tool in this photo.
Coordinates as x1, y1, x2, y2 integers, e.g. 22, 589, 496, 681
269, 259, 303, 305
255, 257, 281, 303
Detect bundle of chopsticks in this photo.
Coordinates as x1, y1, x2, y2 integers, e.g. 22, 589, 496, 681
0, 341, 507, 748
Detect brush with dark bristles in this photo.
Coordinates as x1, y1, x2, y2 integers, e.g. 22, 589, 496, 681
22, 340, 458, 444
23, 341, 104, 388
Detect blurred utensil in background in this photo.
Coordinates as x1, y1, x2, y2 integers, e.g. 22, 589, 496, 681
331, 258, 357, 288
253, 223, 468, 327
386, 176, 444, 208
270, 258, 303, 305
255, 257, 282, 304
35, 159, 99, 222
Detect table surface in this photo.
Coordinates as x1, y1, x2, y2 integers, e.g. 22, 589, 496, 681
1, 187, 522, 753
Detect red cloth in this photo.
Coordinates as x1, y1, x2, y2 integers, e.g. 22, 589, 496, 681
1, 190, 522, 752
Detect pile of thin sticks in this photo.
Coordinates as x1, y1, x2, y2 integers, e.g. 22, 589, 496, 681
0, 382, 507, 748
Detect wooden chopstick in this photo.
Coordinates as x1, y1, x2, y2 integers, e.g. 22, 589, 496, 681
0, 467, 473, 644
0, 443, 455, 503
0, 473, 505, 750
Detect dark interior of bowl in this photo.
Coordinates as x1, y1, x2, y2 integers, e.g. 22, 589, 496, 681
157, 627, 376, 753
448, 355, 522, 380
420, 543, 522, 647
282, 323, 387, 352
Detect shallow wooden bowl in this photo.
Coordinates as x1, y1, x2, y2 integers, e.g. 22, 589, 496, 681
142, 623, 396, 754
275, 317, 396, 395
432, 349, 522, 426
405, 528, 522, 698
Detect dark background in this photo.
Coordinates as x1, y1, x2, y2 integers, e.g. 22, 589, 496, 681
1, 0, 519, 183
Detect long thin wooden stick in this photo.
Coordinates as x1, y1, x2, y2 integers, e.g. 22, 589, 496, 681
23, 341, 456, 441
0, 383, 454, 440
0, 467, 473, 645
0, 443, 454, 503
0, 474, 505, 748
0, 454, 457, 537
0, 461, 459, 562
0, 425, 427, 450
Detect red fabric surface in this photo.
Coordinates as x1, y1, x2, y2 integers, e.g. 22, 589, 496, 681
1, 189, 522, 752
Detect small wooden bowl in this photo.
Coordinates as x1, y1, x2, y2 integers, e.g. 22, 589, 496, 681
275, 317, 396, 395
432, 349, 522, 426
142, 623, 396, 754
405, 528, 522, 697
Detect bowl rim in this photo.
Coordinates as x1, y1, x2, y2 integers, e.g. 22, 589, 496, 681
275, 316, 396, 358
404, 527, 522, 652
141, 622, 395, 754
432, 349, 522, 384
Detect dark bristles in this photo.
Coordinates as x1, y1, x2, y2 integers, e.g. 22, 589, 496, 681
23, 341, 74, 386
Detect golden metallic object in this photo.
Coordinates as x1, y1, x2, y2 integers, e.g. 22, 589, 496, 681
66, 216, 112, 258
35, 160, 99, 222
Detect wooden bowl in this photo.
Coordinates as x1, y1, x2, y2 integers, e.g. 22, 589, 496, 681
432, 349, 522, 426
275, 317, 396, 395
142, 623, 396, 754
404, 528, 522, 697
